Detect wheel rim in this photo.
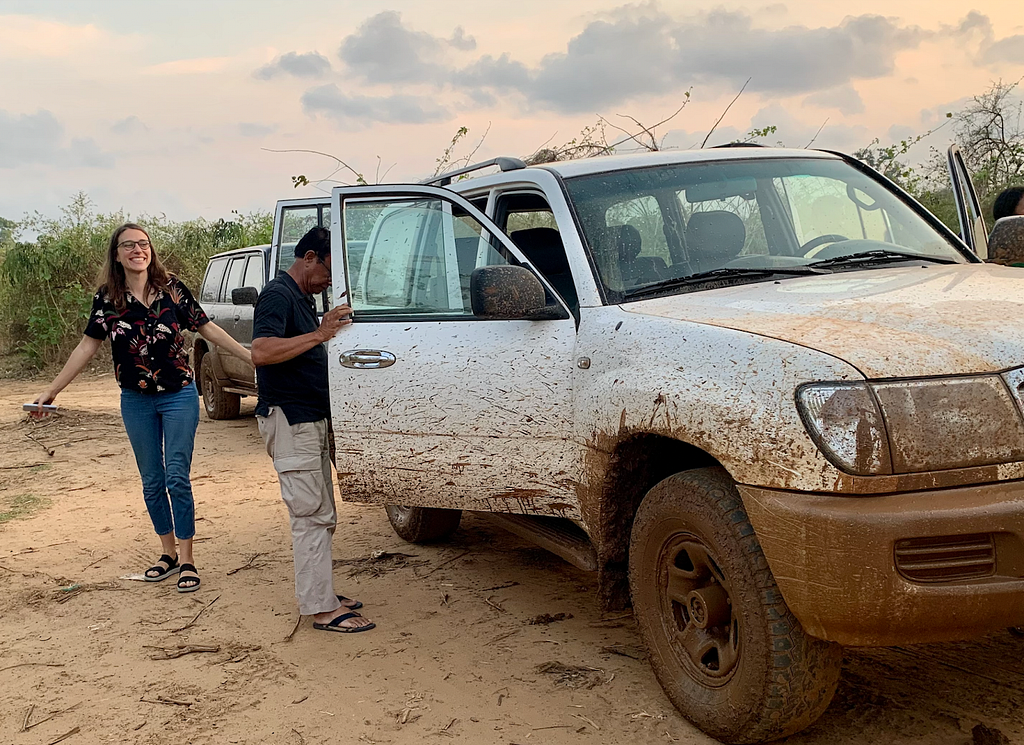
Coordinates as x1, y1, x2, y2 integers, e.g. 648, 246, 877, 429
389, 505, 413, 523
658, 533, 740, 686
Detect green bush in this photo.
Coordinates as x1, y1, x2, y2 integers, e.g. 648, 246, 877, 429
0, 193, 272, 369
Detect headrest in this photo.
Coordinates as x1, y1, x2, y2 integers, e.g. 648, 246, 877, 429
988, 215, 1024, 266
510, 227, 567, 275
686, 211, 746, 263
609, 224, 643, 260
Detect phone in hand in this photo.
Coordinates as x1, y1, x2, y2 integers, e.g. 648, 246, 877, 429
23, 402, 58, 412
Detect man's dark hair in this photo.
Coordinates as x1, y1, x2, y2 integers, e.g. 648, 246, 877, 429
993, 187, 1024, 221
294, 226, 330, 259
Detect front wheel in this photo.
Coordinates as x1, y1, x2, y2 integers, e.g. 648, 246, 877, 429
629, 467, 841, 744
385, 505, 462, 543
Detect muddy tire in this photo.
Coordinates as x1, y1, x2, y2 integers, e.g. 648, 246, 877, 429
200, 354, 240, 420
629, 467, 842, 744
385, 505, 462, 543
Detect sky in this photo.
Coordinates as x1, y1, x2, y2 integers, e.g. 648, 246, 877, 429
0, 0, 1022, 228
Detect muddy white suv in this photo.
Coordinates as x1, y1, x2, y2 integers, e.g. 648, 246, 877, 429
269, 145, 1024, 743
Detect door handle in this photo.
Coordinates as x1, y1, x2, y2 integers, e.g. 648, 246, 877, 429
233, 314, 241, 321
340, 349, 396, 369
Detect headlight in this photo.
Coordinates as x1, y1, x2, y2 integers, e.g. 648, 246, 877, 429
796, 382, 892, 475
873, 376, 1024, 472
798, 375, 1024, 476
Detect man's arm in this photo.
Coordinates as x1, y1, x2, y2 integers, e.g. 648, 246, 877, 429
251, 304, 353, 367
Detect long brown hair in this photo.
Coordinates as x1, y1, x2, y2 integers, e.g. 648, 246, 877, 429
98, 223, 171, 310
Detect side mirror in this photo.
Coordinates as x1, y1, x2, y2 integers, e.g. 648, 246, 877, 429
470, 265, 567, 320
232, 286, 259, 305
987, 216, 1024, 267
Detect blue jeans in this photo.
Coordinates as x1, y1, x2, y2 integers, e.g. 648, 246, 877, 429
120, 384, 200, 540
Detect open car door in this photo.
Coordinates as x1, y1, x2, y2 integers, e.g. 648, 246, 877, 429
325, 184, 584, 520
947, 143, 989, 259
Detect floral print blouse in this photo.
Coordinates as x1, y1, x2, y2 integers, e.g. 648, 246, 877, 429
84, 276, 209, 394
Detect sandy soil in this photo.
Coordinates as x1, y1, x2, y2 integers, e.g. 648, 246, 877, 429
0, 374, 1021, 745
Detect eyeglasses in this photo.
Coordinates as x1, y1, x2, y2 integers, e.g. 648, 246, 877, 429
118, 239, 151, 250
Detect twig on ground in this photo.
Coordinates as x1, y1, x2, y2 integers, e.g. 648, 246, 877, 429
144, 644, 220, 660
574, 714, 601, 731
0, 463, 53, 470
46, 726, 80, 745
484, 596, 506, 613
284, 615, 302, 642
423, 550, 470, 577
24, 702, 80, 731
292, 728, 306, 745
0, 662, 64, 673
226, 553, 265, 575
65, 484, 97, 493
481, 581, 519, 592
488, 629, 520, 644
169, 595, 220, 633
21, 704, 35, 731
140, 696, 193, 707
533, 725, 573, 731
81, 555, 109, 572
23, 432, 54, 456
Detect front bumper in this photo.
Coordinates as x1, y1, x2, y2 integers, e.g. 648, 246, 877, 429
739, 480, 1024, 646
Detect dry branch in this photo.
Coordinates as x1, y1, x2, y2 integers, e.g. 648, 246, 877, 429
0, 662, 64, 673
24, 702, 80, 731
169, 595, 220, 633
46, 727, 80, 745
144, 644, 220, 660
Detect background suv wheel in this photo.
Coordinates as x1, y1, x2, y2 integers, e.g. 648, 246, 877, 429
200, 354, 240, 420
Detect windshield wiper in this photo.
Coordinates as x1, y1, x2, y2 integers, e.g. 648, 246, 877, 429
624, 266, 831, 299
807, 249, 957, 269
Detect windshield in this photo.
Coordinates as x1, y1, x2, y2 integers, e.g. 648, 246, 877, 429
563, 157, 969, 300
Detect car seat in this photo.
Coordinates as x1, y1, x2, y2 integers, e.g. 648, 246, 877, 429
686, 211, 746, 272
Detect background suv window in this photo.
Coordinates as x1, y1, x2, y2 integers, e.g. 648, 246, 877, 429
202, 258, 228, 303
242, 254, 264, 290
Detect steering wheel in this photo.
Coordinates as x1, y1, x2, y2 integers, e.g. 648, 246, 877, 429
799, 234, 849, 258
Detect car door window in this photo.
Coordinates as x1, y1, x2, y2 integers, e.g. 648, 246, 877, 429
222, 257, 246, 300
344, 197, 509, 317
242, 254, 264, 290
278, 206, 320, 275
201, 259, 228, 303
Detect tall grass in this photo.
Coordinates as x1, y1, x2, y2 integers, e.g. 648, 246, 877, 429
0, 193, 272, 369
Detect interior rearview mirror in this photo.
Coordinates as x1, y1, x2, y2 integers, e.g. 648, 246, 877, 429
232, 286, 259, 305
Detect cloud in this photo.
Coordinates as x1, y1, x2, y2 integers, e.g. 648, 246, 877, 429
111, 116, 148, 135
143, 56, 232, 75
449, 26, 477, 52
0, 109, 113, 169
254, 51, 331, 80
301, 84, 448, 127
338, 11, 481, 85
983, 35, 1024, 65
336, 8, 929, 115
339, 11, 445, 84
804, 85, 866, 115
238, 122, 277, 137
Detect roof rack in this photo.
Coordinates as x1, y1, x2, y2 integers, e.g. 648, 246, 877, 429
420, 156, 527, 187
711, 142, 766, 148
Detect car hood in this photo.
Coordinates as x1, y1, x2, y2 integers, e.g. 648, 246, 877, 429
622, 263, 1024, 378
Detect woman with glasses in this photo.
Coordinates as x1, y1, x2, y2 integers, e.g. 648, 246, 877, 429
32, 223, 251, 593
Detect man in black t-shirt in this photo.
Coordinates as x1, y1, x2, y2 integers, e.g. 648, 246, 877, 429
251, 227, 375, 633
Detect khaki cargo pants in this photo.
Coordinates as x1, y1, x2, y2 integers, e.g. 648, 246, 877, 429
257, 407, 337, 616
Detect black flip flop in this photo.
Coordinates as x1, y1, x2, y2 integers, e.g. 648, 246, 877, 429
177, 563, 201, 593
144, 554, 179, 582
313, 612, 376, 633
337, 594, 363, 610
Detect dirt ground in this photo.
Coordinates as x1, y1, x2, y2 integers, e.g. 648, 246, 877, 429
1, 374, 1022, 745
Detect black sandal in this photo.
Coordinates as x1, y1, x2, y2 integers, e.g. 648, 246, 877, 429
177, 564, 201, 593
144, 554, 179, 582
